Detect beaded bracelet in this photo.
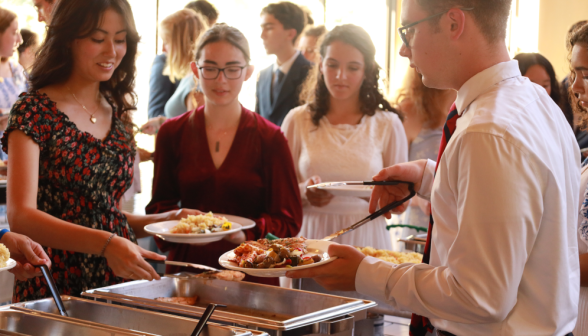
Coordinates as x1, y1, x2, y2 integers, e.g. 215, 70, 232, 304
99, 233, 117, 256
0, 228, 8, 242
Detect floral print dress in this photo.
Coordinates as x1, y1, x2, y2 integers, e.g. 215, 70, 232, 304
1, 91, 136, 302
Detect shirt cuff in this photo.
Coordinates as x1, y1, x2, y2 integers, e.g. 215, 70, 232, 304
355, 256, 397, 301
417, 159, 436, 200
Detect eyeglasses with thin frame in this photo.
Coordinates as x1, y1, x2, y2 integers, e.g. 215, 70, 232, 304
398, 7, 474, 48
197, 65, 248, 80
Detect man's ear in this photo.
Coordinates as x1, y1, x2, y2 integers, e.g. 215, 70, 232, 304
287, 28, 299, 45
191, 61, 200, 80
446, 8, 467, 41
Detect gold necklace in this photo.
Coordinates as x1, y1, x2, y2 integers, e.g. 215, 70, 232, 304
67, 86, 101, 124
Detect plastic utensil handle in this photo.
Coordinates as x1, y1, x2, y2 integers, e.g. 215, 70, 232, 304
191, 303, 227, 336
38, 264, 68, 317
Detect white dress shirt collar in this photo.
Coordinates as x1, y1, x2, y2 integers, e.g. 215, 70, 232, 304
273, 50, 300, 76
455, 60, 522, 116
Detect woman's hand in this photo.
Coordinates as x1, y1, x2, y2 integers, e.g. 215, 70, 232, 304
103, 236, 165, 281
166, 208, 205, 221
224, 231, 246, 245
137, 147, 153, 162
1, 232, 51, 280
140, 116, 167, 135
305, 176, 334, 207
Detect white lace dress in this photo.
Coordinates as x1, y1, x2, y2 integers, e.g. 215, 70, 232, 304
281, 106, 408, 249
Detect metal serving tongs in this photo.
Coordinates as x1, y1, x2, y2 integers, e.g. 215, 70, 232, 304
145, 259, 219, 276
321, 181, 416, 241
37, 264, 68, 317
308, 180, 412, 188
190, 303, 227, 336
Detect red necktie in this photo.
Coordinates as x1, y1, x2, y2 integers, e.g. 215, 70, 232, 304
410, 103, 460, 336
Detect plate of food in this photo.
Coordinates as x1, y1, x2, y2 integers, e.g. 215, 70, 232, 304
0, 243, 16, 273
317, 185, 373, 198
145, 212, 246, 244
218, 237, 336, 277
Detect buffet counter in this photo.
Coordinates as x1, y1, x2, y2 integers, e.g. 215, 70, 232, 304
0, 274, 381, 336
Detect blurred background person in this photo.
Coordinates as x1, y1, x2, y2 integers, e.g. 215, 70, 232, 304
514, 53, 568, 127
146, 0, 216, 121
147, 24, 302, 286
33, 0, 57, 25
569, 22, 588, 336
161, 9, 208, 119
563, 20, 588, 153
256, 1, 310, 126
283, 24, 407, 250
395, 68, 455, 237
185, 0, 218, 26
0, 7, 24, 161
17, 28, 38, 75
298, 25, 327, 64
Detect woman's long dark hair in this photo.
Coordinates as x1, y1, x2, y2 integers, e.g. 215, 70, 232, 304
299, 24, 402, 126
514, 53, 563, 108
29, 0, 139, 132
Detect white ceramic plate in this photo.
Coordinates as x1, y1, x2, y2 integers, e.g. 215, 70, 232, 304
0, 259, 16, 273
222, 214, 256, 231
218, 239, 337, 277
145, 220, 243, 244
317, 185, 373, 198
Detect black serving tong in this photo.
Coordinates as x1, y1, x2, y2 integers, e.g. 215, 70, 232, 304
37, 264, 68, 317
322, 181, 416, 241
191, 303, 227, 336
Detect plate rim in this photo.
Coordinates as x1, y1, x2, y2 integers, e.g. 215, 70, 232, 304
0, 258, 17, 272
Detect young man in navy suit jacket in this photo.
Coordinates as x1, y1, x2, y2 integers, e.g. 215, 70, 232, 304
256, 2, 311, 126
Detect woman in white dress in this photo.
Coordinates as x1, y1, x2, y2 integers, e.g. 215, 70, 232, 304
282, 24, 407, 250
571, 23, 588, 335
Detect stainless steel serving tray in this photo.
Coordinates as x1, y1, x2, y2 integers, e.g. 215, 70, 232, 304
12, 296, 267, 336
0, 307, 152, 335
82, 276, 377, 331
294, 278, 412, 318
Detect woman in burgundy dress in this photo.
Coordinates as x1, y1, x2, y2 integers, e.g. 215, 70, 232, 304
146, 24, 302, 286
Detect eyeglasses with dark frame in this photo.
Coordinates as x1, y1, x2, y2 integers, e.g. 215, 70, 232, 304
397, 7, 474, 48
197, 65, 249, 80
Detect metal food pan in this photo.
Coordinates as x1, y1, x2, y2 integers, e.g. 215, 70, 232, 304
83, 276, 376, 331
0, 308, 152, 336
13, 296, 267, 336
294, 278, 412, 318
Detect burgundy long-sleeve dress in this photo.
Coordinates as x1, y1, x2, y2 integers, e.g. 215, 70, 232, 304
146, 106, 302, 286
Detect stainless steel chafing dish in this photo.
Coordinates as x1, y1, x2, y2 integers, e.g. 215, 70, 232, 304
82, 276, 377, 335
12, 295, 266, 336
293, 278, 412, 318
0, 306, 152, 335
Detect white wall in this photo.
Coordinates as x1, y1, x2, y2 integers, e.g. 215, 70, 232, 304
537, 0, 588, 80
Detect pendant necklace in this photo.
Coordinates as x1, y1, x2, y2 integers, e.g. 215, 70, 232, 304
214, 131, 228, 153
67, 86, 101, 124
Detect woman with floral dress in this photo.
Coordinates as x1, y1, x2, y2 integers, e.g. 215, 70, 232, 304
2, 0, 198, 302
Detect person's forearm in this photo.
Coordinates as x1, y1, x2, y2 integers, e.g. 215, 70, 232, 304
8, 206, 111, 255
123, 211, 173, 239
580, 253, 588, 287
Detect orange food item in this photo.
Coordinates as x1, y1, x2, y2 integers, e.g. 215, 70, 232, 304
155, 296, 198, 305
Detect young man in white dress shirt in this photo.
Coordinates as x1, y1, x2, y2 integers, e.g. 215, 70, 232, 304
287, 0, 580, 335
